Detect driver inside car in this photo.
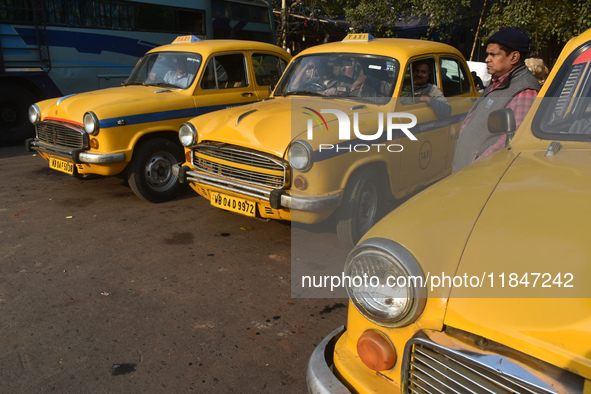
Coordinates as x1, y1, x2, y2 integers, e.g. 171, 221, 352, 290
322, 58, 356, 96
290, 58, 358, 96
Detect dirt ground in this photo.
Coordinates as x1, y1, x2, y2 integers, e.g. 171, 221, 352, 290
0, 144, 349, 393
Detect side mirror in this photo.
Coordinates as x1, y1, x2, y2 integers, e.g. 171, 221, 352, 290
488, 108, 516, 135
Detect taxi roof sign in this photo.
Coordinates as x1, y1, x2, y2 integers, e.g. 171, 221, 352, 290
172, 35, 201, 44
342, 33, 376, 42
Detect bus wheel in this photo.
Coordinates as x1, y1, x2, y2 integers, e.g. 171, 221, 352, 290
336, 168, 385, 247
127, 138, 185, 203
0, 83, 37, 144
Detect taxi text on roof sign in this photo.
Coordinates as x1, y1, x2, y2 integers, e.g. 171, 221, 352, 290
172, 35, 201, 44
342, 33, 376, 42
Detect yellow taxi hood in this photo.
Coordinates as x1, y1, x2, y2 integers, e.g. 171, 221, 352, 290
445, 148, 591, 379
41, 86, 191, 125
194, 97, 354, 158
363, 149, 518, 301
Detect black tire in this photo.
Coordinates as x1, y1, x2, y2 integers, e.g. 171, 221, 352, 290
127, 138, 185, 203
336, 168, 386, 247
0, 83, 38, 144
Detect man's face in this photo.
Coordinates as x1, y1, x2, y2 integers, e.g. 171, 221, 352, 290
485, 43, 518, 78
412, 63, 430, 87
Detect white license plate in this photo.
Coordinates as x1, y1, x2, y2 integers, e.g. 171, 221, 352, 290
49, 157, 74, 174
211, 192, 256, 217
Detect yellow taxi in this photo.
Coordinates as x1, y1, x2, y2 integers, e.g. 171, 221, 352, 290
308, 29, 591, 393
174, 34, 479, 245
25, 36, 290, 202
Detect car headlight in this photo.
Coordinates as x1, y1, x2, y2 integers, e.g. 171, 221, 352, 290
83, 112, 100, 135
179, 122, 198, 147
28, 104, 41, 124
345, 238, 426, 327
288, 140, 314, 172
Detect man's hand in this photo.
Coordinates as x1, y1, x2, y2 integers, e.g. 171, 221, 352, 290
415, 94, 432, 104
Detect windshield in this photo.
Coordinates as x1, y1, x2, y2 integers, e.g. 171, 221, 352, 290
274, 54, 399, 104
536, 45, 591, 139
124, 51, 203, 89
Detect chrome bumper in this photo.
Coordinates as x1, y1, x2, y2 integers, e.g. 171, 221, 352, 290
173, 164, 342, 211
307, 326, 350, 394
25, 139, 126, 164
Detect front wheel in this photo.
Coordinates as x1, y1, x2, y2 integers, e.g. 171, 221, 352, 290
0, 83, 38, 144
127, 138, 185, 203
336, 168, 386, 247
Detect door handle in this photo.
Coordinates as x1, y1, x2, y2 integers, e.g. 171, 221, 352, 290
242, 92, 254, 97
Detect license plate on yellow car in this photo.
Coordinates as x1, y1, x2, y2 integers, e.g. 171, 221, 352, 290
211, 192, 256, 217
49, 157, 74, 174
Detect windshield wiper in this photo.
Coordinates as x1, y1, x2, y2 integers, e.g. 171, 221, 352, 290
145, 82, 180, 89
122, 81, 145, 86
281, 90, 324, 97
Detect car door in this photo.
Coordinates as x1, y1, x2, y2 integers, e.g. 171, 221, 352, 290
249, 51, 289, 100
395, 56, 451, 193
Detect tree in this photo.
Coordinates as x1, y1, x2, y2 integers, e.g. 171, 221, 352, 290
337, 0, 590, 57
344, 0, 478, 38
481, 0, 591, 56
344, 0, 404, 37
272, 0, 353, 48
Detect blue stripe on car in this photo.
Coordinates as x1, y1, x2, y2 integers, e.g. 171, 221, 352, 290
99, 103, 255, 129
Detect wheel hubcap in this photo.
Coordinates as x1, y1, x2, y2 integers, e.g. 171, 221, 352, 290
144, 151, 177, 191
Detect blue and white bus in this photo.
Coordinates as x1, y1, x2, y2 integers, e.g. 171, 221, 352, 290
0, 0, 275, 143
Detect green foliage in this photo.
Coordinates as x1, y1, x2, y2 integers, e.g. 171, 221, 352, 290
482, 0, 591, 56
344, 0, 404, 37
277, 0, 590, 55
344, 0, 481, 38
271, 0, 353, 18
408, 0, 475, 36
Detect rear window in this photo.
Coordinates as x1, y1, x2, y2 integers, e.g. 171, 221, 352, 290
535, 43, 591, 140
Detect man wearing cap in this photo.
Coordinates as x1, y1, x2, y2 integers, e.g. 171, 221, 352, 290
452, 27, 540, 172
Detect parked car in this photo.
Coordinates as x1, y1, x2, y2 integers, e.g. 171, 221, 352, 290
174, 34, 478, 245
25, 36, 290, 202
308, 29, 591, 393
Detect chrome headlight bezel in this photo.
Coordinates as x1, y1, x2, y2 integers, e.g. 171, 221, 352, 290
288, 139, 314, 172
83, 112, 100, 136
344, 238, 427, 328
28, 104, 41, 125
179, 122, 198, 147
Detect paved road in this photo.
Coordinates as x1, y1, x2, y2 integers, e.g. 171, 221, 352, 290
0, 145, 348, 393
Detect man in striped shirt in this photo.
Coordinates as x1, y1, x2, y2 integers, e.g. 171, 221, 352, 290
452, 27, 540, 172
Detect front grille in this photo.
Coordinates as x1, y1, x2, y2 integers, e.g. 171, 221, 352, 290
192, 144, 287, 189
405, 342, 554, 394
36, 121, 85, 149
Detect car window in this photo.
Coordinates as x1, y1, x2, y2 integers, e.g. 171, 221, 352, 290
536, 45, 591, 139
125, 51, 202, 89
251, 53, 288, 87
400, 58, 438, 105
201, 53, 248, 90
275, 54, 398, 105
439, 57, 471, 96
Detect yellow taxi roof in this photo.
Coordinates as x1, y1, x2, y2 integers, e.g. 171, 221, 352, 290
298, 38, 464, 59
148, 39, 288, 55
